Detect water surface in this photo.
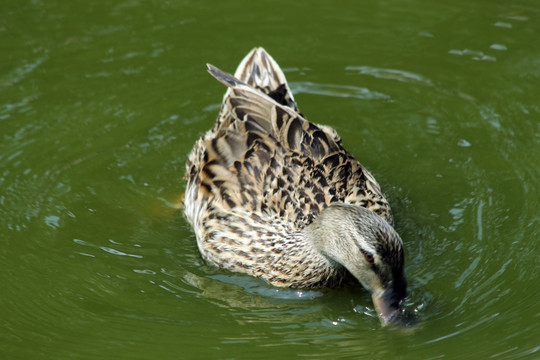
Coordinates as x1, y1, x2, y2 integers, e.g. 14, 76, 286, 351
1, 0, 539, 359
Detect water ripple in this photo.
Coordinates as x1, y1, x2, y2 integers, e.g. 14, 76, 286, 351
345, 66, 434, 86
0, 54, 48, 88
289, 81, 389, 100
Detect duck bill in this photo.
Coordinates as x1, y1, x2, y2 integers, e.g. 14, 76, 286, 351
372, 281, 407, 326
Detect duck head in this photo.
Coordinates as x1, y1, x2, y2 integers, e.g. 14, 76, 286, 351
307, 203, 408, 326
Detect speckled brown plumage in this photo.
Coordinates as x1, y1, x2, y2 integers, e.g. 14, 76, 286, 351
184, 48, 400, 290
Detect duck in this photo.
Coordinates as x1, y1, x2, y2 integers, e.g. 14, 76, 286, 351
184, 48, 408, 325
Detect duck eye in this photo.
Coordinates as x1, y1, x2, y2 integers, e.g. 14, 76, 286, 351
364, 252, 374, 263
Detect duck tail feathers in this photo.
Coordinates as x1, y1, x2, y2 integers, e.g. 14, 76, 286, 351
232, 47, 298, 111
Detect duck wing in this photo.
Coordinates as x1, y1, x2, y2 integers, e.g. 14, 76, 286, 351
185, 50, 393, 230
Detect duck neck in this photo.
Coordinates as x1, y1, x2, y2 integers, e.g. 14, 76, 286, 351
304, 204, 361, 269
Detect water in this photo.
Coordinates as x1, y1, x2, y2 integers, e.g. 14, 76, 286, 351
1, 0, 539, 359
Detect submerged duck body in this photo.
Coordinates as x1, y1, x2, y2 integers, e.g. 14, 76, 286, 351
184, 48, 407, 324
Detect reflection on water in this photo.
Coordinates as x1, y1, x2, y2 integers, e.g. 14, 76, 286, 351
210, 274, 324, 300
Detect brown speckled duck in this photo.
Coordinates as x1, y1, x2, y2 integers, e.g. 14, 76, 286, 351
184, 48, 407, 325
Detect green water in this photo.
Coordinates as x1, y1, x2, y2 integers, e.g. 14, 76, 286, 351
1, 0, 539, 359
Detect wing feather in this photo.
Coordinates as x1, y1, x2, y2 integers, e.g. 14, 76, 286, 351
185, 52, 393, 231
